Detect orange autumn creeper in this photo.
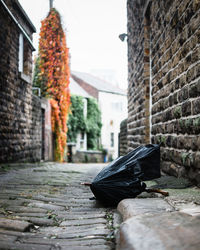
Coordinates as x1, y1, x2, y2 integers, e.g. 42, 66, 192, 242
39, 8, 70, 162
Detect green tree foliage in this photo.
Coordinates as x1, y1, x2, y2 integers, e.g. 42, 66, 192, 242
33, 56, 47, 96
67, 95, 102, 150
67, 95, 86, 142
86, 98, 102, 150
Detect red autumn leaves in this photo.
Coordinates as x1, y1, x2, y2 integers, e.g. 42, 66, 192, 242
39, 8, 70, 161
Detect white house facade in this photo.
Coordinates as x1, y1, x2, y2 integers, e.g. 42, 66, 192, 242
71, 71, 127, 160
69, 77, 90, 151
99, 91, 127, 159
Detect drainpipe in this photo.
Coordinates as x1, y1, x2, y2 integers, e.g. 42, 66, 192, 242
0, 0, 35, 51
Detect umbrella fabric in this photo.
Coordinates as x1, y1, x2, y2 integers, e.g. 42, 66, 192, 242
90, 144, 160, 206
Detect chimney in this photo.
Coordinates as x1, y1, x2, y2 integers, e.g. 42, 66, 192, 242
49, 0, 54, 9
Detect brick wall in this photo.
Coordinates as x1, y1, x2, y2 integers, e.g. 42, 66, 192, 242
119, 119, 128, 156
127, 0, 150, 151
71, 150, 104, 163
127, 0, 200, 184
0, 0, 42, 163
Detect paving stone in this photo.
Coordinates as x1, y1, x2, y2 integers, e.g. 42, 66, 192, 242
0, 242, 52, 250
19, 237, 111, 246
0, 218, 33, 232
5, 206, 47, 213
172, 202, 200, 217
0, 229, 48, 239
0, 229, 34, 237
180, 206, 200, 216
16, 217, 55, 226
39, 224, 108, 234
14, 212, 47, 218
60, 217, 107, 226
70, 207, 106, 212
0, 199, 25, 206
117, 212, 200, 250
0, 234, 17, 242
31, 195, 70, 204
57, 246, 111, 250
56, 211, 106, 220
27, 201, 66, 211
44, 228, 110, 239
117, 198, 174, 220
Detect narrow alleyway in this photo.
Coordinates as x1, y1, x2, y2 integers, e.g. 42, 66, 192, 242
0, 163, 117, 250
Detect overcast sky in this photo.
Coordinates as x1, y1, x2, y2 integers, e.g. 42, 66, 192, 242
19, 0, 128, 89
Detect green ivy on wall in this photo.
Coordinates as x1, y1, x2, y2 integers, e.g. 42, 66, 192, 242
86, 98, 102, 150
67, 95, 102, 150
67, 95, 86, 143
33, 56, 47, 96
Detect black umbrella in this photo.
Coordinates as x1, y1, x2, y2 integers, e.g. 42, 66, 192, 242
83, 144, 168, 206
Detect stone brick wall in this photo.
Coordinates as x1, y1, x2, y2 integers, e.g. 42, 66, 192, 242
4, 0, 35, 37
68, 148, 104, 163
127, 0, 200, 184
0, 0, 42, 163
119, 119, 128, 156
127, 0, 151, 151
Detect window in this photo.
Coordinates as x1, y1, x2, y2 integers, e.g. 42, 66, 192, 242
18, 33, 31, 81
111, 102, 123, 112
83, 98, 87, 118
18, 33, 24, 73
80, 132, 85, 149
110, 132, 114, 147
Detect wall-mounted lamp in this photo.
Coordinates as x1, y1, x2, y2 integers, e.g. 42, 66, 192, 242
119, 33, 128, 42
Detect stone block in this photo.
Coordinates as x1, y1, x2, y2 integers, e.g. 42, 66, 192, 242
192, 99, 200, 115
117, 198, 174, 221
117, 212, 200, 250
0, 218, 33, 232
178, 86, 189, 102
182, 100, 192, 116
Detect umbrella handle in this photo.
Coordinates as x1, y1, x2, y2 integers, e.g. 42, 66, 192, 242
81, 182, 91, 186
145, 188, 169, 197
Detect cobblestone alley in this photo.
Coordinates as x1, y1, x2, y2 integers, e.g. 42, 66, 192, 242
0, 163, 117, 250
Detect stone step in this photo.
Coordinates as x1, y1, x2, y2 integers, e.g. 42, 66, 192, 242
117, 198, 200, 250
117, 212, 200, 250
118, 198, 174, 220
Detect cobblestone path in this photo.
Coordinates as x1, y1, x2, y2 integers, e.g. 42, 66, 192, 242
0, 163, 116, 250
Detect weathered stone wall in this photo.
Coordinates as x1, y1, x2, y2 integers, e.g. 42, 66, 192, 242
127, 0, 200, 184
0, 0, 42, 163
71, 150, 104, 163
119, 119, 128, 156
127, 0, 150, 151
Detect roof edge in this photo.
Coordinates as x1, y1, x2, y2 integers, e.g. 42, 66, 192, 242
14, 0, 36, 32
72, 71, 127, 96
99, 89, 127, 96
